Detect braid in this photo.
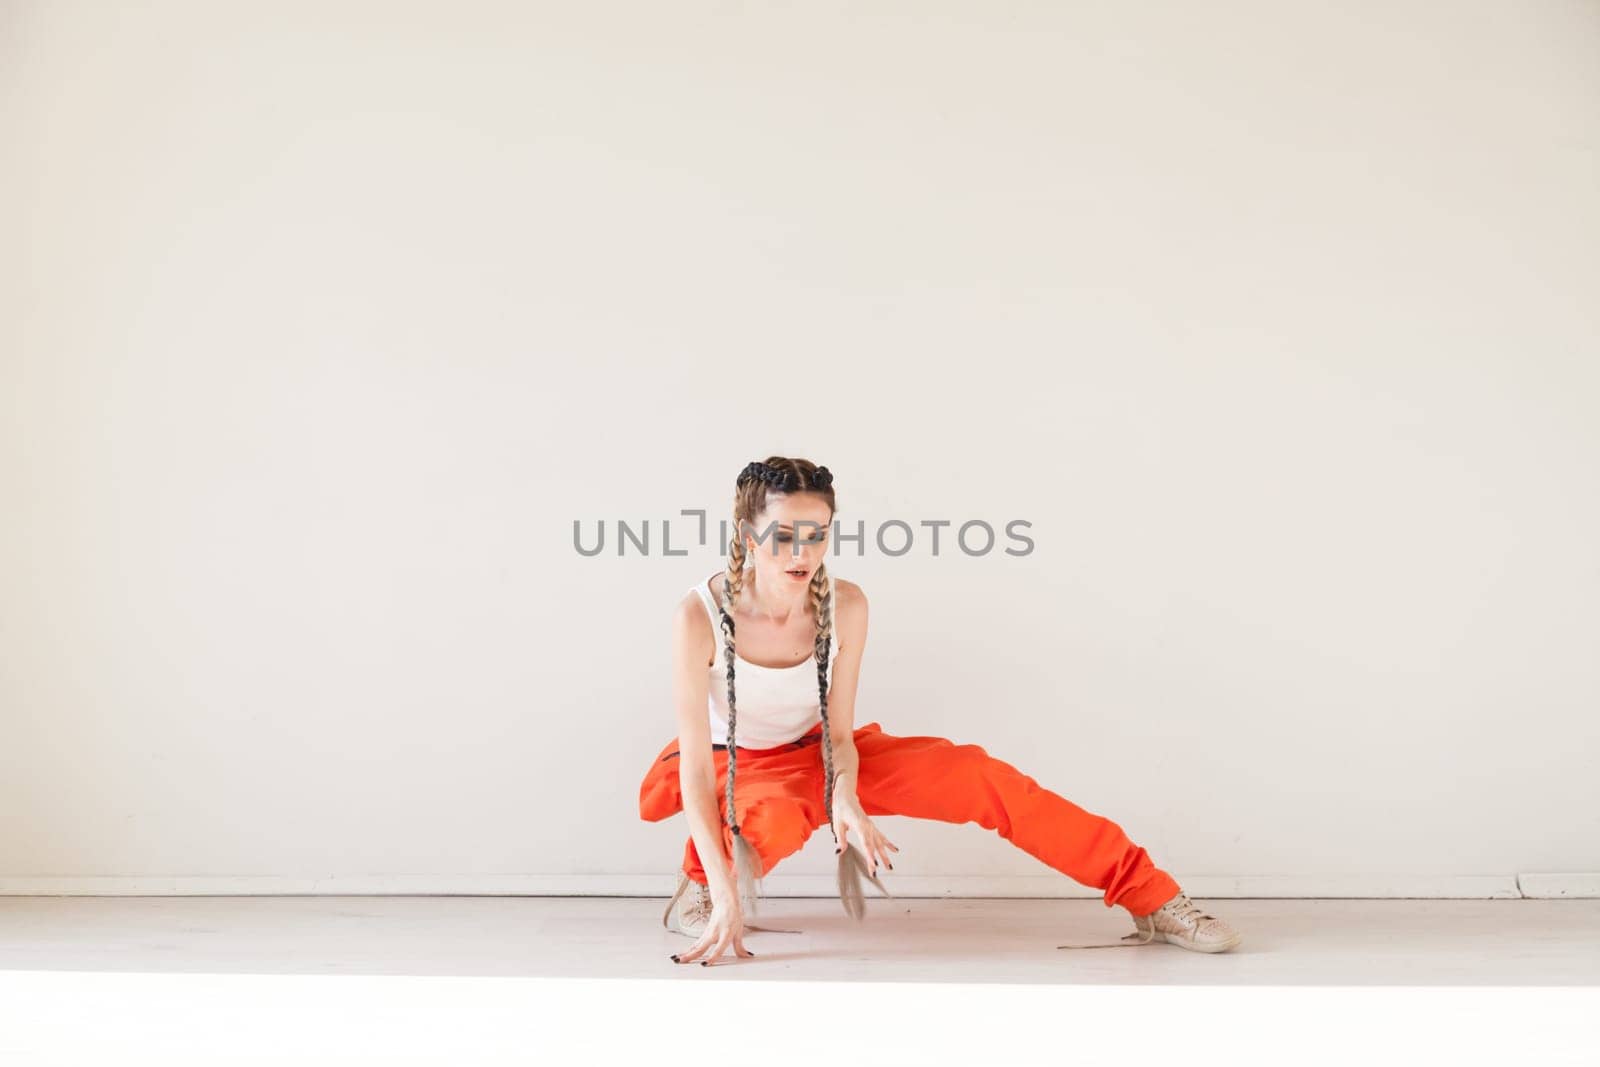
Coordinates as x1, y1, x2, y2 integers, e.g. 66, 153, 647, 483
810, 562, 877, 919
720, 529, 746, 837
719, 520, 765, 916
810, 563, 838, 822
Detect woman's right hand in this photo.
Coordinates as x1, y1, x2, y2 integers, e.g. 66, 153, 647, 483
671, 887, 756, 967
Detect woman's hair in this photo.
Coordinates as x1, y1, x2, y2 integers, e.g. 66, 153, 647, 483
718, 456, 882, 919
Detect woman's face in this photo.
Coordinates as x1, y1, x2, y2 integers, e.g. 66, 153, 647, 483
745, 492, 833, 588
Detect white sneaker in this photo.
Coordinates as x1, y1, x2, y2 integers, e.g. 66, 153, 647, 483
1129, 892, 1242, 952
1058, 890, 1242, 952
662, 872, 714, 938
660, 871, 805, 937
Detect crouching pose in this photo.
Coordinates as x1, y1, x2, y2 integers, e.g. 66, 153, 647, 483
639, 456, 1242, 967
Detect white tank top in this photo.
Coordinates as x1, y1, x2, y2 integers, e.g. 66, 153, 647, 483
691, 572, 839, 750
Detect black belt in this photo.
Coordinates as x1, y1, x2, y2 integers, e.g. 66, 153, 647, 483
660, 732, 821, 761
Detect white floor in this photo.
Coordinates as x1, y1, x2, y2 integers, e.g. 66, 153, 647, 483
1, 894, 1596, 985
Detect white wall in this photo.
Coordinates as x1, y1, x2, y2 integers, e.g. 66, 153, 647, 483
3, 1, 1597, 896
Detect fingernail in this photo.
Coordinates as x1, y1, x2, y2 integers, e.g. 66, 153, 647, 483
701, 961, 709, 966
835, 847, 842, 854
670, 954, 679, 962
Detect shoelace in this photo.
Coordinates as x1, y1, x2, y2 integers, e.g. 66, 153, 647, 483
1162, 894, 1214, 929
685, 881, 714, 926
1056, 892, 1210, 950
661, 873, 706, 929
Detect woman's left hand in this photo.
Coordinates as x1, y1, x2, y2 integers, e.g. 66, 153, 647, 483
832, 791, 899, 877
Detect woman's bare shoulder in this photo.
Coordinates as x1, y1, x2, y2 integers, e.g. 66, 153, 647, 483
674, 588, 715, 642
831, 577, 867, 625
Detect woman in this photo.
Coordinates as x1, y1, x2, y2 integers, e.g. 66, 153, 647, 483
638, 456, 1242, 967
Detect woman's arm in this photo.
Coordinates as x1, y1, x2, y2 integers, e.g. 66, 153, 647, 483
818, 580, 897, 874
671, 593, 738, 902
820, 580, 869, 801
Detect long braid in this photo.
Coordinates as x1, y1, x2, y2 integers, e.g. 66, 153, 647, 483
719, 525, 765, 917
810, 563, 837, 821
811, 561, 881, 918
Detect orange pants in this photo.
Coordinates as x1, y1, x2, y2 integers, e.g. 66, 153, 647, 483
638, 720, 1181, 918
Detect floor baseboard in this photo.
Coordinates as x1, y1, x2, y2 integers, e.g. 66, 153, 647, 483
2, 873, 1577, 897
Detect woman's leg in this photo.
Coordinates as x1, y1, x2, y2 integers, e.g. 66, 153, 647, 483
850, 722, 1182, 918
639, 732, 827, 885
